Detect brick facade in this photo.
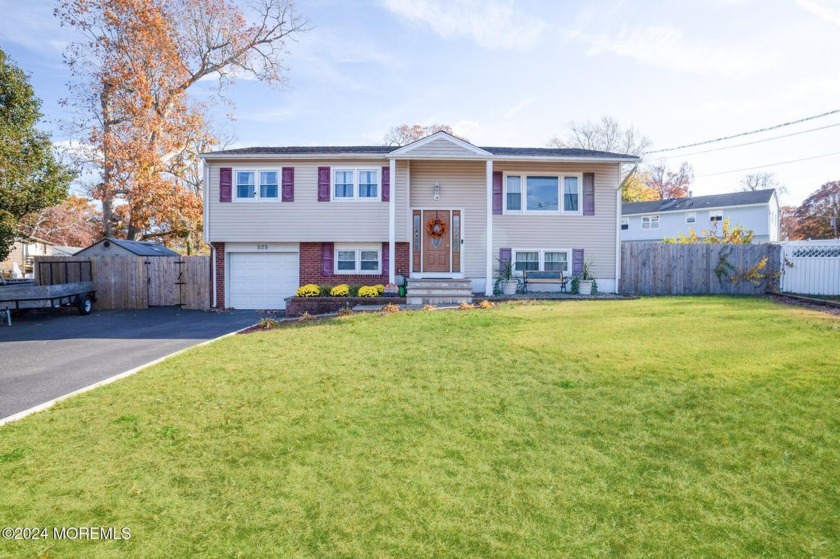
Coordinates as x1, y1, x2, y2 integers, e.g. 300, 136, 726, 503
212, 242, 225, 309
299, 242, 410, 286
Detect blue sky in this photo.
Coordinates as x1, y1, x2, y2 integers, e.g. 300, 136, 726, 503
2, 0, 839, 205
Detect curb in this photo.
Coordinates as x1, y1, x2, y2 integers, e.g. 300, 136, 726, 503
0, 324, 255, 427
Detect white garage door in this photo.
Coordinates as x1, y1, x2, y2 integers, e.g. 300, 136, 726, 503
229, 252, 299, 309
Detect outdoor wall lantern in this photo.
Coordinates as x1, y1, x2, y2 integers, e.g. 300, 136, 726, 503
433, 180, 441, 200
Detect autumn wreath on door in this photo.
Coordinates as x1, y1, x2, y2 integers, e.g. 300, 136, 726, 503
426, 214, 448, 239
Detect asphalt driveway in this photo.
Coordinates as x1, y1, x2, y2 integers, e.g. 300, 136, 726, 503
0, 308, 261, 421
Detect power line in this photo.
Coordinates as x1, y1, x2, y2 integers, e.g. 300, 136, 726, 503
654, 122, 840, 159
644, 109, 840, 155
696, 150, 840, 178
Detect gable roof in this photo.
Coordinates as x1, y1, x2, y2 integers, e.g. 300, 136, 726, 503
622, 189, 777, 216
79, 237, 180, 257
201, 130, 640, 162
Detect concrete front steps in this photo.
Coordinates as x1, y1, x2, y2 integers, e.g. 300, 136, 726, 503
405, 278, 474, 306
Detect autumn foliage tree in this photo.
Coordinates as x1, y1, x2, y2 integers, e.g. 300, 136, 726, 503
57, 0, 306, 250
645, 162, 694, 200
793, 180, 840, 239
383, 124, 462, 147
20, 195, 102, 248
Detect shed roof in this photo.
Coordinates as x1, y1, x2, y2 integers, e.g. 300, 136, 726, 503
622, 189, 777, 216
80, 238, 180, 257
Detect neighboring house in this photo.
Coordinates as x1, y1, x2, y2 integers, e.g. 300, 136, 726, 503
76, 237, 180, 257
621, 189, 780, 243
199, 131, 638, 309
0, 237, 83, 277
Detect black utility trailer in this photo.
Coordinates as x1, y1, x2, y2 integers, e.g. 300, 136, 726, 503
0, 261, 96, 326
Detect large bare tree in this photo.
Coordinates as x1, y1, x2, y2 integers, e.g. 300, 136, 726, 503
549, 116, 654, 200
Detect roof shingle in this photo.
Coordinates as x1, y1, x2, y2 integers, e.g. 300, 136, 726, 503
622, 189, 777, 215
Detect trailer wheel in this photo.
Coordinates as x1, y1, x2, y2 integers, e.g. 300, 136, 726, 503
78, 295, 93, 315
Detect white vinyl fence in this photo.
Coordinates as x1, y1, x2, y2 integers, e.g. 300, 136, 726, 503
779, 240, 840, 295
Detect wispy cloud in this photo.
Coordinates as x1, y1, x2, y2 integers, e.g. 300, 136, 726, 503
504, 96, 536, 119
796, 0, 840, 26
578, 24, 780, 77
380, 0, 546, 51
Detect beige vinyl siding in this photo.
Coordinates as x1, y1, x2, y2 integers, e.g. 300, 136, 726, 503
394, 161, 408, 241
206, 159, 406, 243
404, 138, 488, 159
408, 160, 487, 278
493, 161, 620, 280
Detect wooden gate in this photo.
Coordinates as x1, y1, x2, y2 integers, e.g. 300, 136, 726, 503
145, 258, 182, 307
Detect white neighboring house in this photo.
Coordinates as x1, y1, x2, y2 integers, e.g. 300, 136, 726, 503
621, 189, 780, 243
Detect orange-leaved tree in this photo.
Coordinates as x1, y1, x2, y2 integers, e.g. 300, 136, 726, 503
57, 0, 307, 251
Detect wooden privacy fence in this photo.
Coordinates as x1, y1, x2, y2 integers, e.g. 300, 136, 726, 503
620, 243, 781, 295
779, 240, 840, 295
35, 255, 211, 310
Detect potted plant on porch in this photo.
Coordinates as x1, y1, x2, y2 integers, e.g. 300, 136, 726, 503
578, 260, 596, 295
496, 258, 519, 296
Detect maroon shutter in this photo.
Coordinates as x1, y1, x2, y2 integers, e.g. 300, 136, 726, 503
318, 167, 331, 202
381, 166, 390, 202
492, 171, 503, 214
322, 243, 334, 275
583, 172, 595, 215
381, 242, 389, 276
219, 168, 232, 203
572, 249, 584, 275
282, 167, 294, 202
499, 247, 511, 272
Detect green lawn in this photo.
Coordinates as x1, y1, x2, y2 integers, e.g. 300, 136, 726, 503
1, 297, 839, 558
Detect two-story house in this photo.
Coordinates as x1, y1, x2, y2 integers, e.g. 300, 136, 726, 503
621, 189, 780, 243
200, 131, 638, 309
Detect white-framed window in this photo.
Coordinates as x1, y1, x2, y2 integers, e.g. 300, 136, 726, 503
685, 212, 696, 224
642, 215, 660, 230
260, 171, 279, 199
503, 173, 583, 214
234, 169, 281, 201
506, 176, 522, 211
236, 171, 256, 199
332, 168, 380, 200
334, 245, 381, 274
512, 249, 571, 273
621, 217, 629, 230
710, 210, 723, 223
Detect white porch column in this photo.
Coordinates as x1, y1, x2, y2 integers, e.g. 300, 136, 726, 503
389, 158, 396, 284
485, 159, 494, 296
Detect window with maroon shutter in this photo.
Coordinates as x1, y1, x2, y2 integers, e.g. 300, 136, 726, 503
219, 168, 232, 202
318, 167, 330, 202
381, 242, 389, 275
492, 171, 503, 214
282, 167, 294, 202
583, 172, 595, 215
381, 166, 390, 202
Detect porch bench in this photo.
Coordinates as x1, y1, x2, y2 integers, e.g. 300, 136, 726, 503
523, 270, 567, 293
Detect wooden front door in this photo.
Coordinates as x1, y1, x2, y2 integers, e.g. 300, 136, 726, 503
413, 209, 461, 274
